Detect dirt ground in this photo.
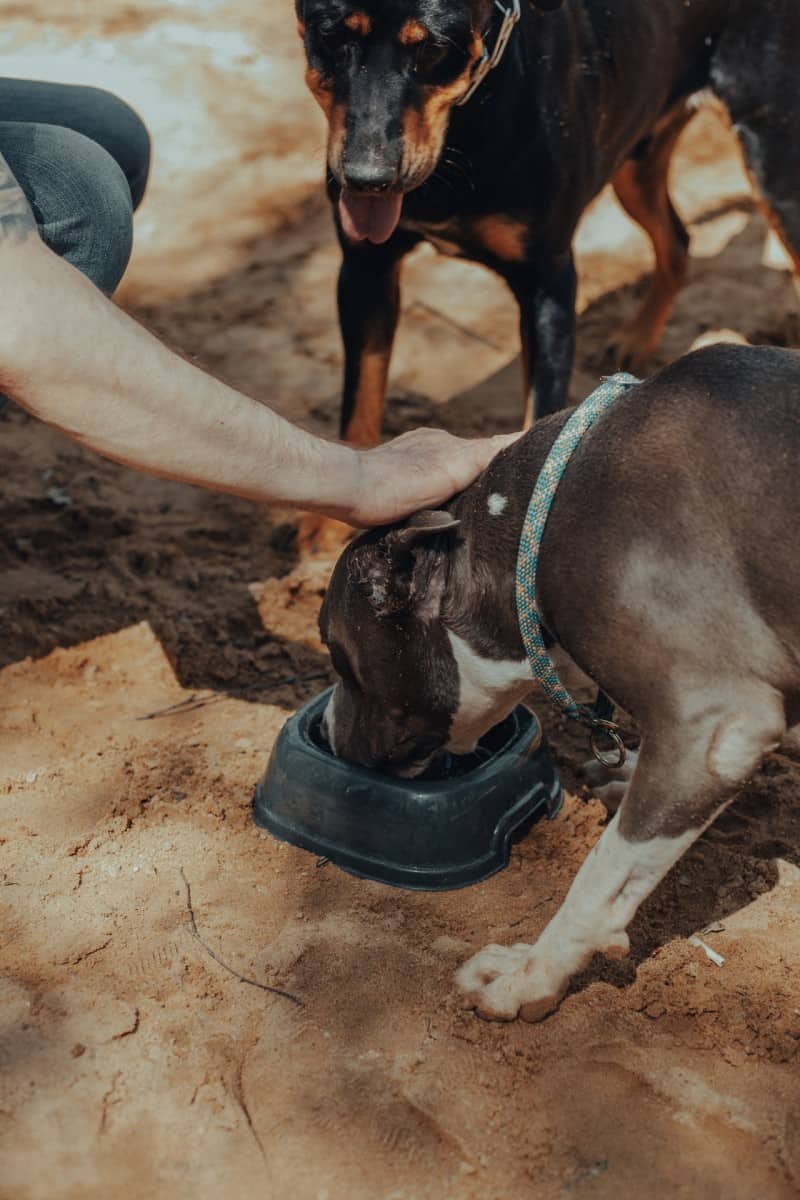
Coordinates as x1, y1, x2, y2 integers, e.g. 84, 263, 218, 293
1, 3, 799, 1198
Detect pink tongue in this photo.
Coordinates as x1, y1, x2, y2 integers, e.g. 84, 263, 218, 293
339, 189, 403, 244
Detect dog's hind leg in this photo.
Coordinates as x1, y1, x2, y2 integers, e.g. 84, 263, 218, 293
712, 107, 800, 283
456, 683, 785, 1022
609, 103, 694, 374
710, 4, 800, 284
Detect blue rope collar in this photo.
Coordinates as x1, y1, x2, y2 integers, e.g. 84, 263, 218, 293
515, 373, 639, 763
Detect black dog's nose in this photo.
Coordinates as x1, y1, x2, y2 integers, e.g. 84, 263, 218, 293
342, 162, 395, 193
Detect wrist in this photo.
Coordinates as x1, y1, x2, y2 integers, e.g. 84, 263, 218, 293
286, 433, 364, 520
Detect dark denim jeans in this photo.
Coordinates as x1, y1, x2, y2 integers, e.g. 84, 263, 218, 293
0, 79, 150, 412
0, 77, 151, 291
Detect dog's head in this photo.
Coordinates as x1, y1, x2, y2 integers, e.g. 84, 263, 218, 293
318, 507, 532, 777
318, 510, 460, 776
296, 0, 564, 244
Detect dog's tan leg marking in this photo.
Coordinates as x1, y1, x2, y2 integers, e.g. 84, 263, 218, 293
457, 686, 785, 1021
343, 345, 392, 448
295, 514, 355, 558
610, 103, 695, 373
297, 341, 393, 556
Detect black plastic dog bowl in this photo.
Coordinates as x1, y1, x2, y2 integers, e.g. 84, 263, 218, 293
253, 688, 562, 891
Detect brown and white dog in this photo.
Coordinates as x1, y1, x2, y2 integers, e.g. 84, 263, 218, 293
319, 343, 800, 1021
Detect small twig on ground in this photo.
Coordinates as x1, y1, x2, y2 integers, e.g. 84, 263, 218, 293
136, 693, 221, 721
136, 671, 331, 721
180, 868, 302, 1005
268, 670, 330, 689
232, 1041, 269, 1167
688, 934, 725, 967
98, 1071, 123, 1135
410, 299, 504, 350
508, 896, 554, 928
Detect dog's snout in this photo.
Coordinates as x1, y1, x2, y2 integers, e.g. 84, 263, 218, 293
341, 161, 396, 193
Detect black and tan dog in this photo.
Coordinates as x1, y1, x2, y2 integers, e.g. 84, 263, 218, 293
319, 343, 800, 1020
297, 0, 800, 443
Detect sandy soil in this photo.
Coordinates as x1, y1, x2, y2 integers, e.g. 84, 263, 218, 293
1, 3, 799, 1198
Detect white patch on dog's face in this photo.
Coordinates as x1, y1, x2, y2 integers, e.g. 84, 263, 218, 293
321, 687, 339, 755
446, 631, 532, 753
487, 493, 508, 516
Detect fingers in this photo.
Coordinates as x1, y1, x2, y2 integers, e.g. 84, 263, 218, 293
431, 428, 522, 493
490, 431, 524, 451
345, 426, 524, 525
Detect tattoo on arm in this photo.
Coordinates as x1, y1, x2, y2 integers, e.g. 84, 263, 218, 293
0, 153, 37, 244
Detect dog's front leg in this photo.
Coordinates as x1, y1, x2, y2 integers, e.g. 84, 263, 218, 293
457, 688, 785, 1021
295, 232, 419, 554
508, 252, 577, 426
337, 232, 418, 446
457, 809, 697, 1022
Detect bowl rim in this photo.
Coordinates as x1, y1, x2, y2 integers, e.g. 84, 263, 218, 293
286, 687, 544, 798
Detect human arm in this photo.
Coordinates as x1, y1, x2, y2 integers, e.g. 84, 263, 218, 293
0, 153, 516, 524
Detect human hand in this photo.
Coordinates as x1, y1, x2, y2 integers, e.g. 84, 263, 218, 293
339, 426, 521, 527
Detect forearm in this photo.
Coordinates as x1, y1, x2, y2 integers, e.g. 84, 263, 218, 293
0, 150, 514, 526
0, 239, 362, 511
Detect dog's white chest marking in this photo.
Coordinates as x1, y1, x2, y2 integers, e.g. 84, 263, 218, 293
446, 631, 532, 752
487, 493, 508, 516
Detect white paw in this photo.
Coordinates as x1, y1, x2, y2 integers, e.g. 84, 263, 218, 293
455, 942, 568, 1023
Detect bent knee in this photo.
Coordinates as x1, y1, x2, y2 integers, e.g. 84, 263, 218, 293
706, 696, 785, 783
1, 122, 136, 294
74, 86, 151, 210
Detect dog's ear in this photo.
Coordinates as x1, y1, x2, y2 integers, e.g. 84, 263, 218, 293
388, 509, 460, 551
351, 510, 460, 619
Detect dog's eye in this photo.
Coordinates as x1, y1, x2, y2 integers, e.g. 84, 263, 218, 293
413, 41, 450, 77
317, 19, 351, 51
412, 40, 470, 83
